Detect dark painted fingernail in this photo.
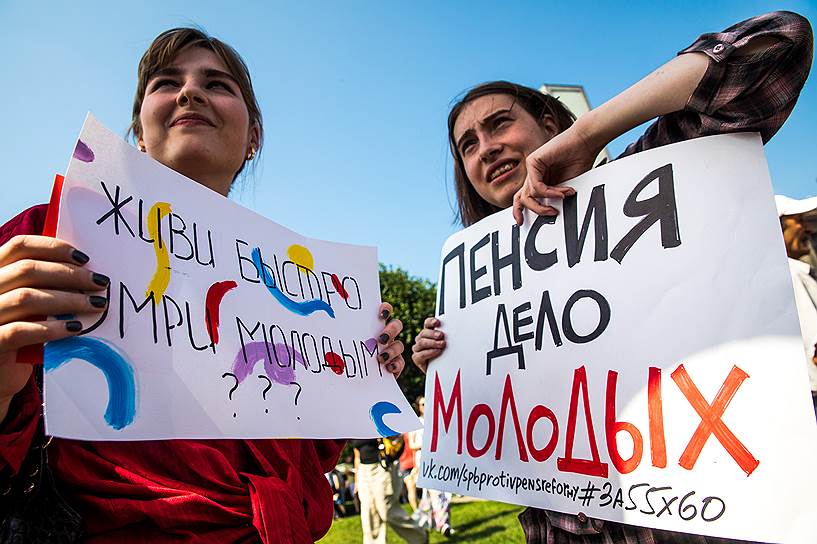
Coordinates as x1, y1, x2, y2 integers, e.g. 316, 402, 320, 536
89, 295, 108, 308
54, 314, 75, 321
381, 309, 390, 319
92, 272, 110, 287
380, 352, 389, 362
65, 320, 82, 332
387, 363, 396, 372
72, 249, 90, 265
378, 333, 389, 344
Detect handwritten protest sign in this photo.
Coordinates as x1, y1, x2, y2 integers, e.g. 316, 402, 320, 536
417, 133, 817, 542
43, 114, 419, 441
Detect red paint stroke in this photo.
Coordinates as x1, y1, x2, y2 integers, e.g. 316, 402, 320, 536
671, 364, 759, 476
331, 274, 349, 300
16, 174, 64, 364
324, 352, 345, 375
205, 280, 238, 344
647, 367, 667, 468
43, 174, 64, 237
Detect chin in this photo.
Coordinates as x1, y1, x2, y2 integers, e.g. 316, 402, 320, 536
496, 184, 522, 209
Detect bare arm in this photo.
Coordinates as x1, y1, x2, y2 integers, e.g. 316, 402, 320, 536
513, 52, 709, 223
514, 12, 811, 224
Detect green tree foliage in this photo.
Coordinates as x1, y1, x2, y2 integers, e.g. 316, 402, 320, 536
379, 264, 437, 403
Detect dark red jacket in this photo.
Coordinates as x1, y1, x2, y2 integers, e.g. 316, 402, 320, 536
0, 205, 344, 543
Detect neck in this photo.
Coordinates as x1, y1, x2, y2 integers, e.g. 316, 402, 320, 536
173, 162, 234, 196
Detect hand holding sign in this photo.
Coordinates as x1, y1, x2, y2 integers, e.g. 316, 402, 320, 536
0, 234, 108, 423
513, 125, 590, 224
411, 317, 446, 374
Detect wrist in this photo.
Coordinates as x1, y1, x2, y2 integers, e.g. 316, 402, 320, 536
571, 110, 610, 158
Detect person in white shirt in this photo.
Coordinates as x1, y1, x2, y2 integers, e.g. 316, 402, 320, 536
776, 195, 817, 419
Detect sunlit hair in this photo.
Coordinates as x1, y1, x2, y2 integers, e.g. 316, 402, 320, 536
447, 81, 576, 227
129, 27, 263, 180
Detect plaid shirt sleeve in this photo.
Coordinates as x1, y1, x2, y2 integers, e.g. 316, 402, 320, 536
522, 11, 812, 544
620, 10, 813, 158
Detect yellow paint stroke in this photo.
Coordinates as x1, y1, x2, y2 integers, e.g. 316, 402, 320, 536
287, 244, 314, 274
145, 202, 172, 301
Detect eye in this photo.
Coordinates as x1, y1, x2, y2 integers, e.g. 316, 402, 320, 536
207, 80, 235, 93
150, 78, 178, 91
460, 139, 476, 155
493, 116, 512, 129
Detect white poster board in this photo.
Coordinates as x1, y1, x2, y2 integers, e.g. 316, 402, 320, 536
417, 133, 817, 543
43, 114, 419, 440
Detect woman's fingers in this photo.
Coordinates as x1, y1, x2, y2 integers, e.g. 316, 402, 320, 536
411, 317, 447, 374
0, 288, 107, 325
0, 319, 84, 407
376, 303, 406, 378
423, 316, 440, 330
526, 182, 575, 200
0, 259, 109, 295
378, 339, 405, 363
377, 318, 403, 346
0, 235, 89, 269
383, 355, 405, 379
411, 347, 443, 373
378, 302, 393, 322
513, 191, 526, 225
517, 192, 558, 218
0, 318, 84, 354
413, 335, 446, 352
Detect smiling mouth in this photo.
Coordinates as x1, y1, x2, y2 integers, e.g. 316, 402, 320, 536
171, 116, 213, 127
489, 160, 519, 182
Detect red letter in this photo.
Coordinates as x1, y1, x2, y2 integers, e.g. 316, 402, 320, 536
557, 366, 609, 477
466, 404, 496, 458
431, 370, 463, 454
671, 364, 759, 476
527, 405, 559, 462
495, 374, 529, 461
605, 370, 643, 474
648, 367, 667, 468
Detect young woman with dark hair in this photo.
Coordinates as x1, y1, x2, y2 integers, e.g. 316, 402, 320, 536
413, 11, 813, 544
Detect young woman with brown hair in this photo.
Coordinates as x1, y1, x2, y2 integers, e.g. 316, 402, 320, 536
0, 28, 407, 543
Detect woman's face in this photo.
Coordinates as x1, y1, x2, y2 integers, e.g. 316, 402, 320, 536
453, 93, 557, 209
138, 46, 258, 196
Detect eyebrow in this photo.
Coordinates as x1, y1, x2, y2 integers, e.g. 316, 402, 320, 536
455, 107, 514, 151
149, 66, 239, 85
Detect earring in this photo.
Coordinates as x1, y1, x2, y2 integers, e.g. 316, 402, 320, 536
246, 146, 256, 161
138, 143, 146, 152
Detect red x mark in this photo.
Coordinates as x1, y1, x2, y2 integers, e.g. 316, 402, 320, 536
671, 364, 759, 476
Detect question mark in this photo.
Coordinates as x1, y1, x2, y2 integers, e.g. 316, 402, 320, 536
289, 381, 302, 421
222, 372, 239, 418
258, 375, 272, 414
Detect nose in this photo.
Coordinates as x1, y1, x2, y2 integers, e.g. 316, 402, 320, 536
479, 138, 502, 163
177, 80, 206, 107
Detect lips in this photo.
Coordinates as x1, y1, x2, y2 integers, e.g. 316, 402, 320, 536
171, 113, 214, 127
487, 160, 519, 183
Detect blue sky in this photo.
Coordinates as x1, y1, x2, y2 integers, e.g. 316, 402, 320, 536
1, 1, 814, 282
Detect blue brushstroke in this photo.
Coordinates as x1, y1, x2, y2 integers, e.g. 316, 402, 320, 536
370, 401, 401, 437
251, 247, 335, 318
44, 337, 136, 430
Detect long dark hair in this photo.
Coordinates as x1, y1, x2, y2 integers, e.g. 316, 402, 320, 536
448, 81, 575, 227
